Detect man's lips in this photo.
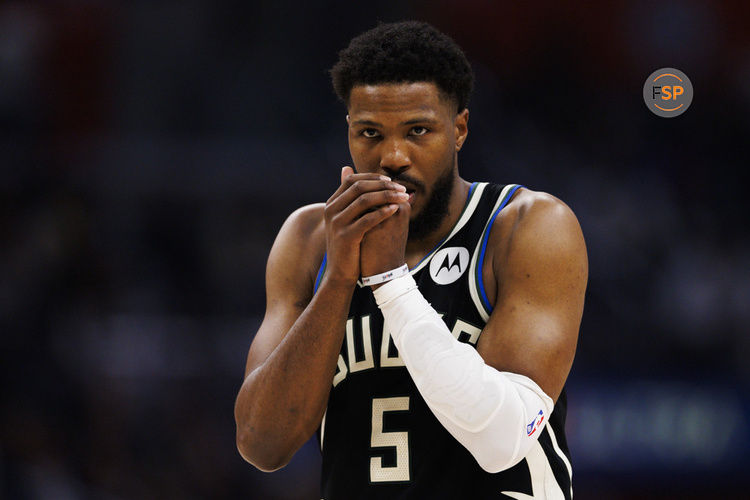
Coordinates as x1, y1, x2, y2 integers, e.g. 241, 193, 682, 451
393, 181, 419, 204
398, 187, 416, 205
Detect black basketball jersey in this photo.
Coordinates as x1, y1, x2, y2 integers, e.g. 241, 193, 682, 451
313, 182, 573, 499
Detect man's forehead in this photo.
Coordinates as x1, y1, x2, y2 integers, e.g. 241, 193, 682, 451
348, 82, 451, 116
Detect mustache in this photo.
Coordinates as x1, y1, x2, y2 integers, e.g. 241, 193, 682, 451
389, 173, 424, 191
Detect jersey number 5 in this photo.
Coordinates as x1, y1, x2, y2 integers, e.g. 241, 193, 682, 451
370, 396, 410, 482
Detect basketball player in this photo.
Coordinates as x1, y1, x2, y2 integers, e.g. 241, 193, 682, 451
235, 21, 587, 499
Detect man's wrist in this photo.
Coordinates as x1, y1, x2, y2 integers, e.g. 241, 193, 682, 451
318, 273, 358, 296
362, 263, 409, 288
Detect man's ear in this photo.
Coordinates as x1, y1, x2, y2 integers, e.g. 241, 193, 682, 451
455, 109, 469, 152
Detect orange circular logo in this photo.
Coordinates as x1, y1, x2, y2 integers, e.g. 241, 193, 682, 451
643, 68, 693, 118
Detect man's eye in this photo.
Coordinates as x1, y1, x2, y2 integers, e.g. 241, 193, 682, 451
361, 129, 380, 138
410, 126, 428, 136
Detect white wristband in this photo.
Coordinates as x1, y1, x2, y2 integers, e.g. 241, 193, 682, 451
361, 263, 410, 287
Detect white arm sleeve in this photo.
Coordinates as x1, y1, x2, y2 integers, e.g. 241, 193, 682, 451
373, 274, 554, 473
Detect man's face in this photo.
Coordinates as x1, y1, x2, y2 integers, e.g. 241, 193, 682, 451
347, 82, 468, 239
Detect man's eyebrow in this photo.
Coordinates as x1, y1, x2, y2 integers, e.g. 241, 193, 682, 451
402, 117, 439, 125
351, 117, 439, 126
351, 119, 382, 126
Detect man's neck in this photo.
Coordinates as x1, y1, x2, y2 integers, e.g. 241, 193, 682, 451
404, 175, 471, 268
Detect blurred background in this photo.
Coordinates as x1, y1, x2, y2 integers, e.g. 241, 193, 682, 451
1, 1, 748, 498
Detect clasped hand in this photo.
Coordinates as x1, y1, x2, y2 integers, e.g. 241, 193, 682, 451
322, 166, 410, 287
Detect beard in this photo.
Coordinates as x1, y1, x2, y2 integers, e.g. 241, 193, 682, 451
402, 166, 456, 241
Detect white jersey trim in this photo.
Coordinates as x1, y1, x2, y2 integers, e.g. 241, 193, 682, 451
546, 423, 573, 499
468, 184, 517, 322
408, 182, 487, 275
320, 410, 327, 451
502, 439, 565, 499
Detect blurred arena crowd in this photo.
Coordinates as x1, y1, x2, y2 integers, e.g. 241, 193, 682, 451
1, 1, 748, 498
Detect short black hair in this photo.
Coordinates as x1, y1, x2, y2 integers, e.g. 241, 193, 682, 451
330, 21, 474, 113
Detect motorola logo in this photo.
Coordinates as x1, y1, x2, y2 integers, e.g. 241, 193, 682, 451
429, 247, 470, 285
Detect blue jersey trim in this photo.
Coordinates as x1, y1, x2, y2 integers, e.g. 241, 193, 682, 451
477, 184, 523, 313
314, 253, 327, 294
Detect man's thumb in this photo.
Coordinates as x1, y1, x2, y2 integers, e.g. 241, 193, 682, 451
341, 166, 354, 183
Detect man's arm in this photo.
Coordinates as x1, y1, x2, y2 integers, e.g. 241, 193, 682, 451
477, 189, 587, 403
234, 204, 348, 472
234, 170, 409, 471
370, 188, 587, 472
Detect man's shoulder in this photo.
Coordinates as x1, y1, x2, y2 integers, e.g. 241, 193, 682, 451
498, 186, 577, 229
268, 203, 327, 290
487, 186, 583, 259
274, 203, 326, 265
477, 184, 587, 313
283, 203, 326, 240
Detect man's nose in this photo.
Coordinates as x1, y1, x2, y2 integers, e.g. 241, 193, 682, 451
379, 138, 410, 177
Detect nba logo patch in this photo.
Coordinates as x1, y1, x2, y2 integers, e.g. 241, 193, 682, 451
526, 410, 544, 436
429, 247, 469, 285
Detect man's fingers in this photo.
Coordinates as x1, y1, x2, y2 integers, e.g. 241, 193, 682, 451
395, 200, 411, 218
340, 166, 355, 183
351, 203, 400, 235
333, 189, 409, 225
326, 172, 388, 205
326, 178, 406, 216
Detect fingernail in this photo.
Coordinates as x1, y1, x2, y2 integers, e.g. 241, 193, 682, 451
393, 183, 406, 192
398, 192, 409, 199
380, 175, 391, 181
